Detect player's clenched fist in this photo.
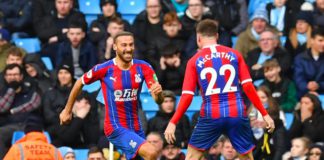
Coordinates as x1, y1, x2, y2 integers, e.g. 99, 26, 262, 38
59, 108, 72, 125
149, 81, 162, 95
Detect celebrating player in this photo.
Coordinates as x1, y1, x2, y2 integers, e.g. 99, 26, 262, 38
60, 31, 164, 160
164, 19, 275, 160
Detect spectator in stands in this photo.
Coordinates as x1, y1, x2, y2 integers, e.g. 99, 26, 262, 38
23, 54, 54, 94
307, 143, 324, 160
0, 46, 26, 90
313, 0, 324, 27
266, 0, 292, 36
146, 11, 186, 68
161, 0, 188, 17
0, 0, 34, 37
147, 132, 164, 159
261, 59, 298, 113
97, 17, 125, 62
282, 137, 311, 160
56, 21, 98, 79
246, 30, 291, 86
251, 86, 288, 160
34, 0, 86, 44
204, 0, 248, 36
157, 43, 186, 95
4, 117, 63, 160
289, 93, 324, 143
59, 146, 75, 160
0, 64, 42, 159
235, 8, 278, 58
161, 140, 186, 160
180, 0, 213, 38
88, 146, 105, 160
88, 0, 131, 45
52, 91, 100, 148
285, 11, 313, 57
294, 27, 324, 98
205, 138, 223, 160
0, 28, 12, 72
147, 90, 190, 148
132, 0, 164, 61
220, 136, 238, 160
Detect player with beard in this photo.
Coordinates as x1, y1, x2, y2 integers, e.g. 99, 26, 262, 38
60, 31, 164, 160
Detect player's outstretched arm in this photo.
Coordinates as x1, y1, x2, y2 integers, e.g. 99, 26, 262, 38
242, 82, 275, 133
59, 78, 84, 125
149, 81, 164, 105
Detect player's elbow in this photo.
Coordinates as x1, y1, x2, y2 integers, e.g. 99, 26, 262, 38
145, 149, 159, 160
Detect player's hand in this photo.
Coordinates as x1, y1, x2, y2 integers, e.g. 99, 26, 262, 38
164, 122, 176, 144
149, 81, 162, 95
263, 114, 275, 133
59, 108, 72, 125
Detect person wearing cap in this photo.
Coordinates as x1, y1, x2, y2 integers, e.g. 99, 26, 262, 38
59, 146, 75, 160
4, 117, 63, 160
161, 140, 185, 160
89, 0, 131, 45
0, 63, 42, 159
285, 11, 314, 56
147, 90, 190, 147
235, 8, 278, 58
157, 43, 186, 95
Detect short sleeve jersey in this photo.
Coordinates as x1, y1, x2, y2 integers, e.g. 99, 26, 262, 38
82, 58, 157, 135
182, 44, 252, 118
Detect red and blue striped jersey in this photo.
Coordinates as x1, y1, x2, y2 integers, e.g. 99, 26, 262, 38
183, 44, 252, 118
82, 58, 157, 136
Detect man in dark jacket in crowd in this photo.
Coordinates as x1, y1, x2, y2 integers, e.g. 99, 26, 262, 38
0, 64, 42, 159
147, 90, 190, 148
56, 20, 98, 78
294, 27, 324, 98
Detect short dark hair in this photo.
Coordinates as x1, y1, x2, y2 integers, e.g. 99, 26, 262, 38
311, 27, 324, 38
3, 63, 23, 75
68, 19, 87, 32
113, 31, 134, 43
196, 19, 218, 37
160, 43, 180, 57
109, 17, 124, 26
87, 146, 103, 157
263, 58, 280, 71
6, 46, 24, 58
76, 91, 90, 102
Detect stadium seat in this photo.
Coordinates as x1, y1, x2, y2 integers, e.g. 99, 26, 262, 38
117, 0, 145, 15
141, 82, 150, 94
11, 131, 25, 145
280, 36, 287, 46
121, 14, 137, 24
96, 89, 105, 105
140, 94, 159, 112
13, 38, 41, 53
145, 111, 157, 120
83, 80, 101, 93
285, 113, 294, 130
231, 36, 238, 48
187, 96, 203, 111
319, 94, 324, 110
85, 14, 98, 27
41, 57, 53, 70
74, 149, 89, 160
79, 0, 101, 14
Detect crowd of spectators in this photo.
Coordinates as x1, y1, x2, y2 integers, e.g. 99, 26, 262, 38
0, 0, 324, 159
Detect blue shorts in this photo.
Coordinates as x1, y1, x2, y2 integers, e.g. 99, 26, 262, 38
189, 117, 255, 154
106, 128, 146, 159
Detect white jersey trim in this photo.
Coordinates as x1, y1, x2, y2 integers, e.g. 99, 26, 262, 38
241, 79, 252, 85
182, 91, 195, 95
81, 75, 86, 85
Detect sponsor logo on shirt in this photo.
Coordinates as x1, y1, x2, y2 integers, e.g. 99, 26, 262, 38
114, 89, 138, 101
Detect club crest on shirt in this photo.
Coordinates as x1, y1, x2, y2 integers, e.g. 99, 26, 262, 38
129, 140, 137, 149
135, 74, 141, 83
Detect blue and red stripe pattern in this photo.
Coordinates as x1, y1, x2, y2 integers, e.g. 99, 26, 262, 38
82, 58, 157, 136
182, 44, 252, 119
